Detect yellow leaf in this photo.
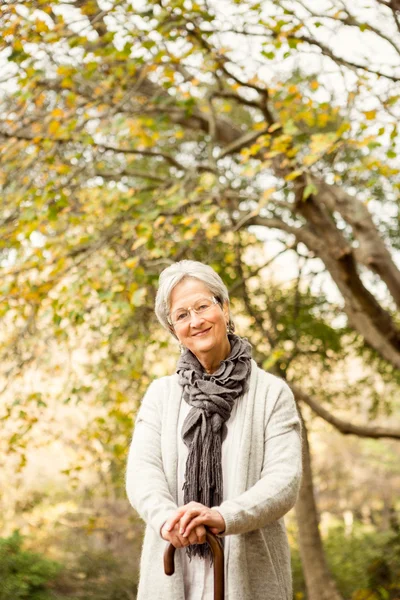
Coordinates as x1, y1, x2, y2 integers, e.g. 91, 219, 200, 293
183, 227, 199, 240
309, 132, 337, 155
262, 187, 276, 200
125, 258, 138, 269
181, 216, 195, 226
310, 80, 319, 90
317, 113, 329, 127
154, 216, 166, 228
285, 169, 303, 181
56, 164, 70, 174
61, 77, 73, 89
363, 110, 376, 120
35, 19, 48, 33
48, 121, 60, 135
206, 222, 221, 239
131, 237, 147, 250
268, 122, 282, 133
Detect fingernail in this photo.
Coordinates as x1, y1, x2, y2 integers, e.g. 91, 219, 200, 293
179, 529, 184, 534
183, 532, 188, 537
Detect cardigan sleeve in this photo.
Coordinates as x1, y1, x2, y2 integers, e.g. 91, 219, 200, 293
125, 379, 178, 537
213, 381, 302, 536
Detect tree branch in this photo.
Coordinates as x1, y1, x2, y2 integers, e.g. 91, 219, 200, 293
293, 384, 400, 440
316, 181, 400, 311
0, 130, 186, 171
293, 34, 400, 82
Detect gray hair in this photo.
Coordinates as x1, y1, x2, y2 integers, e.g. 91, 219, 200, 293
155, 260, 235, 338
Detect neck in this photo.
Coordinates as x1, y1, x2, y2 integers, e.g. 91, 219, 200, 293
194, 336, 231, 374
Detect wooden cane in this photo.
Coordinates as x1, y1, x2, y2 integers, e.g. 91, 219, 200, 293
164, 529, 225, 600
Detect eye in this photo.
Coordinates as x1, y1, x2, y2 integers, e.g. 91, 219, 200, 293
176, 312, 187, 321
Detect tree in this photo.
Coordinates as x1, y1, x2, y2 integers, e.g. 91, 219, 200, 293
1, 1, 400, 598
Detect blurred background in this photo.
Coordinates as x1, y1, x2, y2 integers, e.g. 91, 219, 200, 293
1, 0, 400, 598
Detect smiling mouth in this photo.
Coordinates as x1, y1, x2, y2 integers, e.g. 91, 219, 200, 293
193, 327, 212, 337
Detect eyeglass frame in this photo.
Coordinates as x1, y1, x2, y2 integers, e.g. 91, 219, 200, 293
167, 295, 221, 327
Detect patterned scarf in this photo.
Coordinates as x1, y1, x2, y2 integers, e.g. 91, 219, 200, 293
176, 333, 252, 560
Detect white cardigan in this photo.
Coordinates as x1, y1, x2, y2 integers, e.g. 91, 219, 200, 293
125, 359, 302, 600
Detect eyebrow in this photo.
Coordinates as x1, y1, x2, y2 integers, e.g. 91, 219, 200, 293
171, 295, 209, 312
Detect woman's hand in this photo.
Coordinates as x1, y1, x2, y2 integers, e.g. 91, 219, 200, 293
161, 520, 206, 548
164, 502, 226, 539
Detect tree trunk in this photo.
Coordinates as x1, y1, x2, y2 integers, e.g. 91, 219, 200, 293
295, 406, 344, 600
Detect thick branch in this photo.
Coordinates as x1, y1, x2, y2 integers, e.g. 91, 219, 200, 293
293, 384, 400, 440
293, 191, 400, 352
316, 181, 400, 311
247, 212, 400, 370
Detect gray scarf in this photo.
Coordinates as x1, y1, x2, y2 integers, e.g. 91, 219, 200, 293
177, 333, 252, 560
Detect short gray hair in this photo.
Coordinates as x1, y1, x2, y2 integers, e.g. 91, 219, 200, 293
155, 260, 235, 338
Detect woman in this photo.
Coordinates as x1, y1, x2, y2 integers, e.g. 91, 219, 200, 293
125, 260, 302, 600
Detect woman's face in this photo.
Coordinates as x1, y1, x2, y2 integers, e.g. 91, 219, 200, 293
169, 278, 230, 360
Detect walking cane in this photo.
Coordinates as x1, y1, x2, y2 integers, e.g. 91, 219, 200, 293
164, 529, 225, 600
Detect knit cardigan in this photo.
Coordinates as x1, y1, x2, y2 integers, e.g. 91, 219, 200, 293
125, 359, 302, 600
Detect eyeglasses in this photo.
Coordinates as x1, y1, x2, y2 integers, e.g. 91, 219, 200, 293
168, 296, 219, 327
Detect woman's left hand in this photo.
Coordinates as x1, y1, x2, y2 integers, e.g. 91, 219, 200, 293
164, 502, 226, 539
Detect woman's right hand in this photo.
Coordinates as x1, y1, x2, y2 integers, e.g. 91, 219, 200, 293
161, 521, 206, 548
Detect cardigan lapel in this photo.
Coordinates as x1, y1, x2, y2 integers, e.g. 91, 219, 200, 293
232, 359, 261, 494
163, 373, 182, 502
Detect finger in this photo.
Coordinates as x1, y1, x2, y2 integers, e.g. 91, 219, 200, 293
195, 525, 206, 544
170, 524, 191, 548
170, 531, 188, 549
164, 507, 187, 532
179, 508, 200, 534
188, 530, 198, 545
182, 515, 206, 537
179, 534, 190, 547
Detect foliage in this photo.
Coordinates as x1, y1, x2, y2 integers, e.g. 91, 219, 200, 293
0, 529, 138, 600
55, 548, 138, 600
292, 522, 400, 600
0, 531, 61, 600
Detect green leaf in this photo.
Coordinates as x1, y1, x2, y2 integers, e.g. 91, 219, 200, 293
303, 183, 318, 199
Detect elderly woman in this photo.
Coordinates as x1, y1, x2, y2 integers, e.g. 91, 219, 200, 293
125, 260, 302, 600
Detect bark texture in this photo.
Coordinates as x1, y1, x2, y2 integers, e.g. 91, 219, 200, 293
295, 407, 344, 600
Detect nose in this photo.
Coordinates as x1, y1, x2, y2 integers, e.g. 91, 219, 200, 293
189, 310, 205, 327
